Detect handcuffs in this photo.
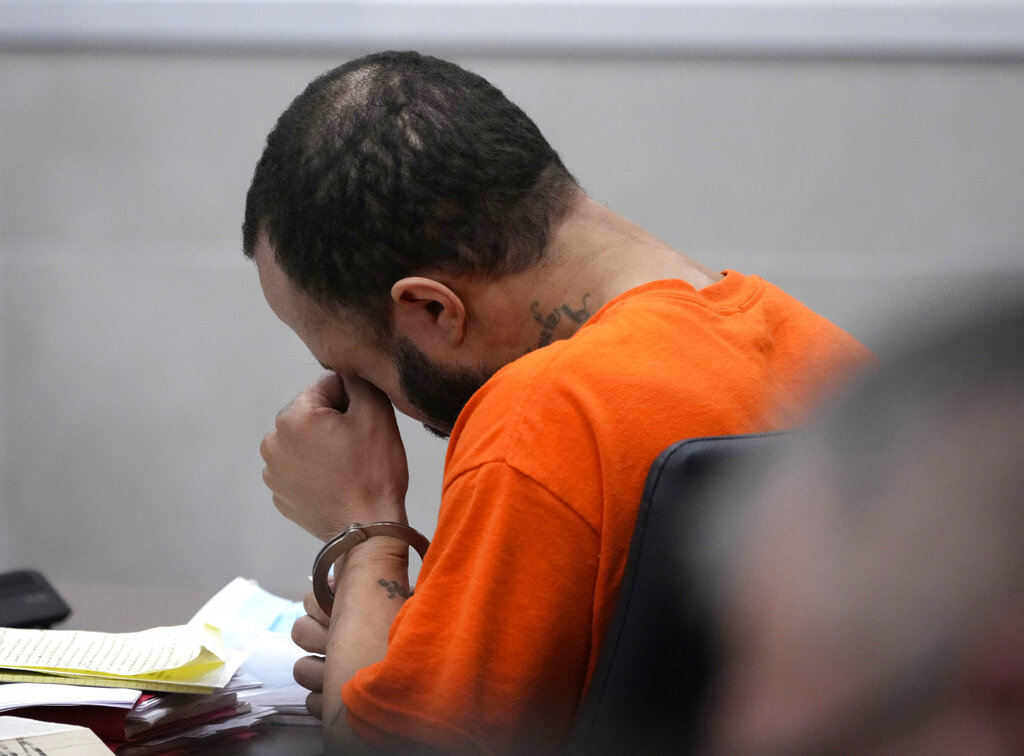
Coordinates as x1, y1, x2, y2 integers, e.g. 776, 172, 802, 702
311, 521, 430, 616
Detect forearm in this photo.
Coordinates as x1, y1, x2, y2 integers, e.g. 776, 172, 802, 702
322, 535, 412, 752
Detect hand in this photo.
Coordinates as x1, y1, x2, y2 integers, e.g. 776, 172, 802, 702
292, 589, 331, 719
261, 372, 410, 541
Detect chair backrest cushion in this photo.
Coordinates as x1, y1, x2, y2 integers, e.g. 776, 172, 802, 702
568, 432, 789, 755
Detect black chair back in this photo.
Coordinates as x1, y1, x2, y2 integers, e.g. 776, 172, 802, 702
568, 432, 789, 755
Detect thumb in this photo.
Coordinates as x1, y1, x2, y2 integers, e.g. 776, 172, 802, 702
339, 373, 394, 414
308, 371, 350, 412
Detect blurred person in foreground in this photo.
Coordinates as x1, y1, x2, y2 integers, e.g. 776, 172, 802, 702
242, 50, 872, 753
694, 297, 1024, 756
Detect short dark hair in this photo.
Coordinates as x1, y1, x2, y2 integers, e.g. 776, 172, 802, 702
242, 50, 580, 334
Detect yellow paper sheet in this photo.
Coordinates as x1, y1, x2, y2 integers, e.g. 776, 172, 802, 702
0, 669, 219, 694
0, 624, 226, 683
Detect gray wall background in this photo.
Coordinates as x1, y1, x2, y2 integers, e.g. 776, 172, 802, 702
2, 8, 1024, 600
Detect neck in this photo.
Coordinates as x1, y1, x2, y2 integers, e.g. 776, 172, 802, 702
458, 195, 723, 367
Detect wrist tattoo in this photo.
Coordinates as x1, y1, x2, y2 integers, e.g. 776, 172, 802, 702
378, 579, 413, 600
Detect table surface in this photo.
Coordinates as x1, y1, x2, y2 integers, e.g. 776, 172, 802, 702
49, 581, 326, 755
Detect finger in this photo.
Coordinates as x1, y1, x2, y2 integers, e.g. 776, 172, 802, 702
303, 588, 332, 626
274, 374, 347, 426
293, 654, 326, 692
270, 492, 294, 521
258, 431, 277, 465
292, 615, 329, 654
305, 691, 323, 719
273, 394, 297, 420
340, 373, 393, 413
308, 371, 349, 412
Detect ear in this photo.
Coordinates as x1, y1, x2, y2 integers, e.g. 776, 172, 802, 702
391, 277, 467, 350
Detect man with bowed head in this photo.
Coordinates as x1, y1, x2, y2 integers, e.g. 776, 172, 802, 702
242, 50, 872, 753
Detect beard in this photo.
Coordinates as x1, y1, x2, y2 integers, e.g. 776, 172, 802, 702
393, 337, 493, 439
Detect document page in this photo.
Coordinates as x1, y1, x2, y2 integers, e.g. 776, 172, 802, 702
0, 624, 226, 682
0, 682, 141, 712
0, 714, 112, 755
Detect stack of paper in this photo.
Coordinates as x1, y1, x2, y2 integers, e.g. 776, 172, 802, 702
0, 578, 315, 752
0, 683, 142, 737
189, 577, 315, 725
0, 683, 254, 749
123, 690, 241, 738
0, 622, 244, 693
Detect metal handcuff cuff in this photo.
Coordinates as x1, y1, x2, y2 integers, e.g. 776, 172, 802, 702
311, 521, 431, 616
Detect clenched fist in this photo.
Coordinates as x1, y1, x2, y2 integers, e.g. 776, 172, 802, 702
260, 372, 410, 541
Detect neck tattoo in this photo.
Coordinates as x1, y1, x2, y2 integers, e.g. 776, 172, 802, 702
531, 293, 591, 348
